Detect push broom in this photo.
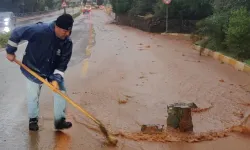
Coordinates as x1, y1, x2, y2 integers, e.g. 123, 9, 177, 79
14, 59, 118, 146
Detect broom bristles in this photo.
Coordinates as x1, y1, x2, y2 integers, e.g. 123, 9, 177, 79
99, 124, 118, 146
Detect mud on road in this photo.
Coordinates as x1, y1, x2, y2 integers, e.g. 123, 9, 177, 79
69, 10, 250, 149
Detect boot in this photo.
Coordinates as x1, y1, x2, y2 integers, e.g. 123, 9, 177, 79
29, 118, 39, 131
54, 118, 72, 130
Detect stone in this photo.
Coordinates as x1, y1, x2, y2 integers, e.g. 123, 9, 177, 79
167, 102, 197, 132
141, 124, 164, 134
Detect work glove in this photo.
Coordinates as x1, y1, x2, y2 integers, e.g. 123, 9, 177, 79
48, 74, 63, 90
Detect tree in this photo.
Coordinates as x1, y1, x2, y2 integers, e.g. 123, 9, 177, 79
153, 0, 213, 20
129, 0, 157, 16
225, 7, 250, 59
45, 0, 55, 9
97, 0, 104, 5
110, 0, 132, 15
195, 0, 250, 59
83, 0, 87, 5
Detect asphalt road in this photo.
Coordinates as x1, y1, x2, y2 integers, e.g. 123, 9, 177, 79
0, 11, 91, 149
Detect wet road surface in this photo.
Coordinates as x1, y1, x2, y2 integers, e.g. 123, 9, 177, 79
0, 12, 91, 149
1, 9, 250, 150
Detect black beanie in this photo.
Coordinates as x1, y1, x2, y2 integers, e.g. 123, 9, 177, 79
55, 14, 74, 30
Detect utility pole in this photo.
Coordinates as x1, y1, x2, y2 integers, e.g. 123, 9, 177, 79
165, 5, 168, 33
62, 0, 67, 14
163, 0, 172, 33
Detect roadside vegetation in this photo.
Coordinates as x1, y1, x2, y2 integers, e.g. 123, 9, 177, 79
0, 32, 10, 49
109, 0, 250, 64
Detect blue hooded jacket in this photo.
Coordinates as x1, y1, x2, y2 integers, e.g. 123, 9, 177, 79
6, 22, 73, 84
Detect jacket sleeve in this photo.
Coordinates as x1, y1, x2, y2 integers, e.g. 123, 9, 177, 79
6, 25, 37, 54
53, 40, 73, 78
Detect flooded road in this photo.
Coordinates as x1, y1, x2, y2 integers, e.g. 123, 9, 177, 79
1, 9, 250, 150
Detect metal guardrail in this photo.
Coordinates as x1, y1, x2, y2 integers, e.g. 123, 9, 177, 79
15, 7, 80, 19
14, 9, 58, 18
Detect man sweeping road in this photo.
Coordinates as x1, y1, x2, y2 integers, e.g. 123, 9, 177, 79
5, 13, 74, 131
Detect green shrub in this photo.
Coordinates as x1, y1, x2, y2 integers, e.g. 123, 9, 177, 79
195, 12, 229, 51
225, 7, 250, 60
0, 32, 10, 48
110, 0, 133, 14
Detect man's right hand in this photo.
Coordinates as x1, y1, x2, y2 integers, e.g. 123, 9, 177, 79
6, 54, 16, 62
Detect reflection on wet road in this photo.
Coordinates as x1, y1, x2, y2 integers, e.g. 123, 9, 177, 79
28, 131, 72, 150
53, 131, 72, 150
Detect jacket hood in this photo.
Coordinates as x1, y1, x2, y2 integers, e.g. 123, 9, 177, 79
49, 21, 56, 32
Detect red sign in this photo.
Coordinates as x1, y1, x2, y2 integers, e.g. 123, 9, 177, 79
163, 0, 172, 4
61, 1, 67, 7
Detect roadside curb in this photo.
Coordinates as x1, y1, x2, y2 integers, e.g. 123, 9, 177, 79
193, 45, 250, 73
161, 32, 250, 73
161, 32, 191, 37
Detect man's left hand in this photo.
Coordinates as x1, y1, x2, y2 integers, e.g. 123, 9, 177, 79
51, 80, 59, 90
48, 74, 63, 90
